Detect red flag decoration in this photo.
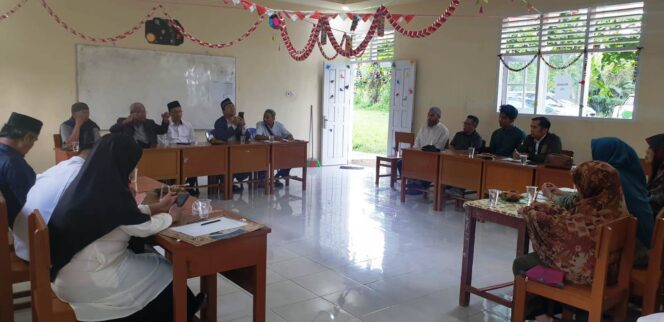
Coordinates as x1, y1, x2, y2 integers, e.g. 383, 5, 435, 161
256, 4, 267, 16
326, 13, 338, 19
309, 11, 321, 19
361, 14, 372, 22
391, 14, 402, 21
224, 0, 230, 4
346, 13, 355, 21
241, 0, 253, 10
404, 15, 415, 23
296, 11, 306, 20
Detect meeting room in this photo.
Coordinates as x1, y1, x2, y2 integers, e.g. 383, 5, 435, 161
2, 0, 664, 321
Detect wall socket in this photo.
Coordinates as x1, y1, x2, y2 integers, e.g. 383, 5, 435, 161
286, 90, 295, 97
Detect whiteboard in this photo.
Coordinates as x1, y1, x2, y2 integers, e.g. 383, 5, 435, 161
77, 45, 235, 129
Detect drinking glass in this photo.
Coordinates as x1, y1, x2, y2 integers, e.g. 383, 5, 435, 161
240, 136, 246, 144
526, 186, 538, 205
268, 135, 274, 142
468, 147, 475, 158
192, 199, 212, 219
488, 189, 501, 208
72, 141, 80, 152
520, 154, 528, 165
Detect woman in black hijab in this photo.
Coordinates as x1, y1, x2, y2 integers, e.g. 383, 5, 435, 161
48, 133, 202, 322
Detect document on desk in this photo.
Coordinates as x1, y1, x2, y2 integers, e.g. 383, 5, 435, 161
171, 217, 247, 237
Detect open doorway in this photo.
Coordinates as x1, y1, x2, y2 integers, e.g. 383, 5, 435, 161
350, 62, 392, 166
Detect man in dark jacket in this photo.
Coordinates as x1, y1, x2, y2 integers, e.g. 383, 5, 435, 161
109, 102, 169, 148
211, 98, 245, 143
514, 116, 562, 164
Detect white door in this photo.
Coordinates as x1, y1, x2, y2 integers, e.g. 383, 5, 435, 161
387, 60, 416, 155
321, 63, 353, 166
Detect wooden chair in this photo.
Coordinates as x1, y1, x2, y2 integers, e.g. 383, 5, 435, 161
375, 132, 415, 188
52, 134, 62, 149
28, 211, 76, 322
512, 216, 637, 322
631, 216, 664, 315
0, 193, 31, 322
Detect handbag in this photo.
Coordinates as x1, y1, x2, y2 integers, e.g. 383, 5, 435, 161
545, 153, 573, 169
524, 265, 565, 287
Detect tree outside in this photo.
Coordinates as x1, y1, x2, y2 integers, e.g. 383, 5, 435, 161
352, 62, 392, 154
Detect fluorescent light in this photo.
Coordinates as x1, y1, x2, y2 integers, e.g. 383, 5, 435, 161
341, 6, 350, 11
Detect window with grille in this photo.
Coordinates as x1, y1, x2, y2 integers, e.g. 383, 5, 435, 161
497, 2, 643, 119
352, 29, 395, 63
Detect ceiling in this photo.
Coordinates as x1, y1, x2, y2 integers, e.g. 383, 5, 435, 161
278, 0, 422, 11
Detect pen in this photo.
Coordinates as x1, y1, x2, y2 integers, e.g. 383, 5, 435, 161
201, 219, 220, 226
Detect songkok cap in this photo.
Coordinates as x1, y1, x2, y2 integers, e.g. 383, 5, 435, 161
167, 100, 181, 111
1, 112, 43, 135
220, 98, 234, 110
428, 107, 442, 117
71, 102, 89, 113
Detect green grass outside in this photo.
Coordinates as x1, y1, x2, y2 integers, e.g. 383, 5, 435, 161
352, 109, 389, 154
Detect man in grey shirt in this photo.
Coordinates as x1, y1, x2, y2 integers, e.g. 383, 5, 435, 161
256, 109, 294, 187
59, 102, 100, 149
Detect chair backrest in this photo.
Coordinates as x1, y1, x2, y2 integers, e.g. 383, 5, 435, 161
246, 128, 257, 140
53, 134, 62, 149
561, 150, 574, 157
590, 216, 637, 298
0, 193, 13, 322
647, 218, 664, 307
394, 132, 415, 153
28, 210, 55, 322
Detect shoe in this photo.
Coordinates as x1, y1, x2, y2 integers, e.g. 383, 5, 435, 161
406, 189, 422, 196
274, 180, 284, 188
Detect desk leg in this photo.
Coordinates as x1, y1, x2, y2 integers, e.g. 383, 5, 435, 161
200, 275, 218, 322
302, 166, 307, 191
516, 221, 529, 257
400, 178, 406, 203
225, 173, 232, 200
433, 181, 441, 212
437, 185, 445, 211
375, 159, 380, 186
172, 254, 188, 322
252, 263, 267, 322
459, 208, 477, 307
390, 163, 397, 189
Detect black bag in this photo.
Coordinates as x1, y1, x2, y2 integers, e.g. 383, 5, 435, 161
145, 17, 184, 46
421, 145, 441, 153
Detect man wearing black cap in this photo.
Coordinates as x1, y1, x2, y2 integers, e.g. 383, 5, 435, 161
488, 104, 526, 157
211, 98, 245, 143
60, 102, 100, 149
209, 98, 248, 193
159, 100, 194, 145
110, 102, 169, 148
0, 112, 42, 228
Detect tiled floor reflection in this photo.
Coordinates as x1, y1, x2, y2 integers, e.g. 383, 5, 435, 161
14, 166, 519, 322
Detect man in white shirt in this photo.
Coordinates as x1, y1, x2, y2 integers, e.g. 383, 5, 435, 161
414, 106, 449, 150
159, 100, 195, 145
256, 109, 294, 187
398, 107, 449, 195
160, 100, 199, 195
12, 144, 93, 261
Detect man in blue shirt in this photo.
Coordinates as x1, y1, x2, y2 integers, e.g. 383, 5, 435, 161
0, 112, 42, 228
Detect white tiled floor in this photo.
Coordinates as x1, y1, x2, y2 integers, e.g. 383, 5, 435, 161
13, 166, 521, 321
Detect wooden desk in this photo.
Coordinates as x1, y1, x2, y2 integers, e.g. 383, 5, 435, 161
137, 147, 181, 184
269, 140, 308, 190
151, 195, 271, 322
460, 200, 528, 308
228, 142, 271, 196
400, 148, 441, 211
482, 160, 536, 195
437, 151, 484, 209
180, 145, 229, 198
535, 166, 574, 188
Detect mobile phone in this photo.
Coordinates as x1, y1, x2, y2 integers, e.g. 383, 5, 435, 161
238, 112, 245, 118
175, 193, 189, 208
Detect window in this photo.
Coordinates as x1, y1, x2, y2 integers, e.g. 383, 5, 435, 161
352, 29, 395, 63
497, 2, 643, 119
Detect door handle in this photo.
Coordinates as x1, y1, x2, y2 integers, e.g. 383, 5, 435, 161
323, 116, 329, 129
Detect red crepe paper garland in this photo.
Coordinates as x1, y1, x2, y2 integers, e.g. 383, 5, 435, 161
0, 0, 28, 22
